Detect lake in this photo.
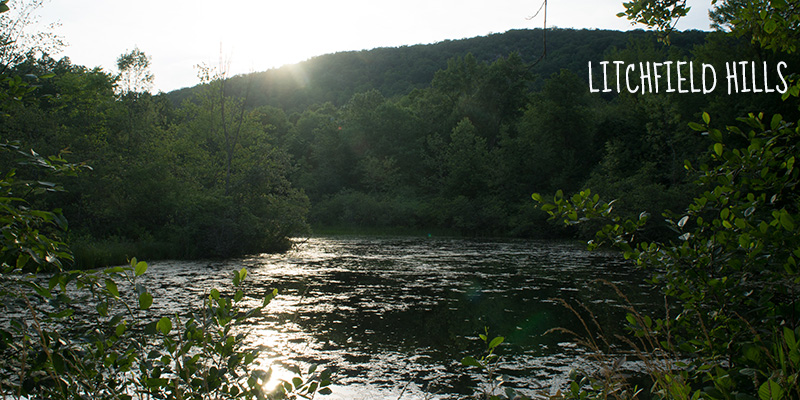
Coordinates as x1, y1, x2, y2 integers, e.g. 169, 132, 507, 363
139, 236, 656, 399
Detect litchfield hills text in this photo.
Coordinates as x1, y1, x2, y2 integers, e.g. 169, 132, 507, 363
588, 61, 789, 95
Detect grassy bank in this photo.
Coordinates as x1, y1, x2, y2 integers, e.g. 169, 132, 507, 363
71, 224, 559, 269
70, 236, 183, 269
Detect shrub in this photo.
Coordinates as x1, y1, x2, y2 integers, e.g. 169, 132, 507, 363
0, 143, 332, 399
534, 111, 800, 399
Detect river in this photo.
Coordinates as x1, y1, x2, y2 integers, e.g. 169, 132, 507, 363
139, 236, 656, 399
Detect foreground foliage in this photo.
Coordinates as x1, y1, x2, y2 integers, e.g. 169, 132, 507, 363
0, 142, 332, 399
536, 111, 800, 398
532, 0, 800, 398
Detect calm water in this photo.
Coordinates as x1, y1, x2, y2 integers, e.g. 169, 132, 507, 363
140, 236, 656, 399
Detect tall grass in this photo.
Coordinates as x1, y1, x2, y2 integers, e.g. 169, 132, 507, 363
70, 237, 180, 269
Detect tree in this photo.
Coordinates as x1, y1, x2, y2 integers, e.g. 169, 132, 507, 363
444, 117, 492, 198
0, 0, 63, 71
511, 69, 596, 194
163, 61, 310, 257
193, 61, 251, 196
476, 52, 532, 132
620, 0, 800, 53
115, 47, 154, 96
710, 0, 800, 53
430, 53, 533, 148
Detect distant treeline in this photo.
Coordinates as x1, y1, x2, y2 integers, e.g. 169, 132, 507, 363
2, 28, 797, 265
169, 28, 710, 112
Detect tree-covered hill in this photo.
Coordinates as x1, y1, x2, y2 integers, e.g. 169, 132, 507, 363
167, 28, 709, 112
5, 22, 795, 264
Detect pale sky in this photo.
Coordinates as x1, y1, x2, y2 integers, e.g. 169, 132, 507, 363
27, 0, 714, 93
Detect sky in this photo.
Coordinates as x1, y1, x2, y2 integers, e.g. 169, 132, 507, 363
27, 0, 714, 93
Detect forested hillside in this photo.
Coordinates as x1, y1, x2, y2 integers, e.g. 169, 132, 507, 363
219, 28, 794, 238
168, 28, 709, 112
3, 27, 798, 266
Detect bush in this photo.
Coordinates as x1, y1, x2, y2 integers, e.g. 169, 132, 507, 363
534, 111, 800, 399
0, 143, 332, 400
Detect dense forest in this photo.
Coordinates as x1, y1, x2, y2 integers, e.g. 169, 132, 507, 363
168, 28, 708, 112
2, 26, 798, 266
173, 28, 797, 238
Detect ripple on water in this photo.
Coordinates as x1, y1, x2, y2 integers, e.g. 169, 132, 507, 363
139, 236, 654, 398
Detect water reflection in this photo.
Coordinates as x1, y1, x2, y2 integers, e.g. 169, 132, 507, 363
141, 236, 654, 399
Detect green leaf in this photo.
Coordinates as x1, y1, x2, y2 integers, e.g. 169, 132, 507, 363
16, 254, 30, 270
714, 143, 724, 156
48, 308, 74, 319
771, 113, 783, 130
264, 288, 278, 306
702, 112, 710, 124
105, 279, 120, 298
292, 377, 303, 390
320, 369, 332, 381
758, 379, 783, 400
135, 260, 148, 277
764, 19, 778, 34
488, 336, 505, 349
779, 209, 795, 231
97, 301, 109, 317
139, 292, 153, 310
784, 326, 797, 351
52, 353, 66, 374
709, 128, 723, 142
688, 121, 705, 131
461, 356, 482, 368
116, 321, 127, 337
157, 316, 172, 336
233, 267, 247, 286
735, 218, 747, 230
29, 281, 52, 298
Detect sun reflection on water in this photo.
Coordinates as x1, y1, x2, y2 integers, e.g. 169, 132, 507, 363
144, 237, 653, 399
